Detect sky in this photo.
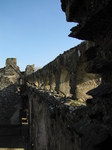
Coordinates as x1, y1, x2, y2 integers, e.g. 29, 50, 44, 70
0, 0, 82, 71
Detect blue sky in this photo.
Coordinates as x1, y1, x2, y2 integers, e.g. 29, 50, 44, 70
0, 0, 82, 71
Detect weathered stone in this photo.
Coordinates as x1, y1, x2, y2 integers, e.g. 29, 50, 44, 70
5, 58, 20, 76
60, 0, 112, 149
25, 64, 34, 75
1, 1, 112, 149
0, 58, 29, 126
26, 41, 101, 101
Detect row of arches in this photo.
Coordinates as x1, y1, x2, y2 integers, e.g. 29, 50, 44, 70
26, 63, 101, 100
33, 67, 72, 98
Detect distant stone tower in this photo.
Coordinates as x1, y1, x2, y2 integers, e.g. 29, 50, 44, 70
6, 58, 17, 68
5, 58, 20, 76
25, 64, 34, 75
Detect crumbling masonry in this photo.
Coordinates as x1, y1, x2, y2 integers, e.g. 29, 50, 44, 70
1, 0, 112, 150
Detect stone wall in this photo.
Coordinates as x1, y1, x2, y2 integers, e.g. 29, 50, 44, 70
28, 88, 80, 150
0, 58, 21, 125
1, 1, 112, 149
25, 41, 102, 150
0, 58, 33, 126
26, 41, 101, 102
25, 64, 34, 76
0, 58, 20, 90
27, 80, 111, 150
60, 0, 112, 149
24, 1, 112, 150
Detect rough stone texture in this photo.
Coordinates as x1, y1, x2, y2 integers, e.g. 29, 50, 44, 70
0, 85, 21, 125
25, 64, 34, 76
1, 1, 112, 149
23, 1, 112, 150
60, 0, 112, 149
26, 82, 112, 150
0, 58, 22, 125
0, 58, 33, 126
0, 58, 32, 150
24, 41, 102, 150
5, 58, 20, 77
26, 41, 101, 102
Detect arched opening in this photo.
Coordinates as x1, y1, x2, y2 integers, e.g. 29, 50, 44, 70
75, 62, 101, 101
35, 81, 38, 87
34, 74, 38, 87
45, 76, 50, 91
59, 67, 71, 97
50, 73, 56, 92
37, 78, 40, 87
40, 77, 44, 90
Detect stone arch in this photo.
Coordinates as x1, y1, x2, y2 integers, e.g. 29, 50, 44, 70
40, 77, 44, 89
59, 67, 71, 97
45, 75, 50, 91
35, 80, 38, 87
75, 62, 101, 101
50, 73, 56, 91
37, 78, 41, 88
34, 74, 38, 87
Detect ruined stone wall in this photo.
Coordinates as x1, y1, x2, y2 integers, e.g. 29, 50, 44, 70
0, 58, 35, 127
25, 41, 102, 150
27, 80, 112, 150
25, 1, 112, 150
1, 1, 112, 149
0, 58, 20, 90
28, 88, 80, 150
26, 41, 101, 102
60, 0, 112, 149
25, 64, 34, 76
0, 58, 22, 125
